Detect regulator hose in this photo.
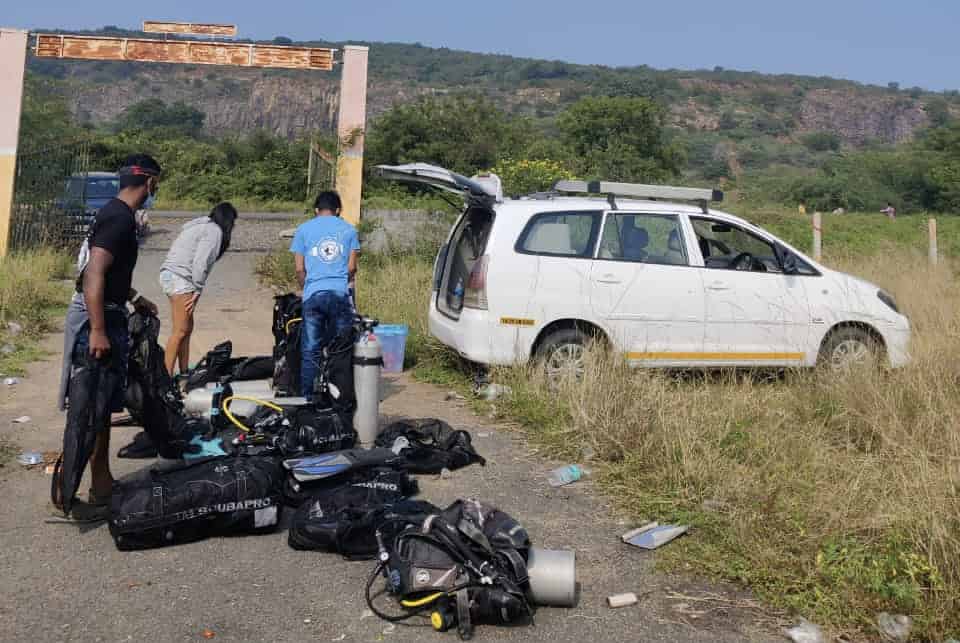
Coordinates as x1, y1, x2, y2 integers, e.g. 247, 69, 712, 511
221, 395, 284, 433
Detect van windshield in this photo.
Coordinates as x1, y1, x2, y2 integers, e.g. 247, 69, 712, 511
438, 206, 494, 318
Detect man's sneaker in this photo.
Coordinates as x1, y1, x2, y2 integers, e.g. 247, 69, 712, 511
69, 499, 110, 522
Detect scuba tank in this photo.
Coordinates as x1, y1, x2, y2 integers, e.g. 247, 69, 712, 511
353, 320, 383, 447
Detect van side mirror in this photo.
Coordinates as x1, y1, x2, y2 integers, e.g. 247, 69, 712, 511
779, 247, 799, 275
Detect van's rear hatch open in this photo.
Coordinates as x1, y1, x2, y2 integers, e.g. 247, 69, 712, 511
375, 163, 500, 320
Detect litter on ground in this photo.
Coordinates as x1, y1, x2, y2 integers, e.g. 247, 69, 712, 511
607, 593, 638, 608
624, 524, 689, 550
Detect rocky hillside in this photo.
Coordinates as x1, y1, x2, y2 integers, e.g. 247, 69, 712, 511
27, 29, 958, 146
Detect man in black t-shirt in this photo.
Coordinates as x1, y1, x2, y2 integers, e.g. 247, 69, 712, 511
55, 154, 161, 520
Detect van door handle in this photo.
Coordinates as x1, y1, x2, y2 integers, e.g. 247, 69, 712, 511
707, 281, 731, 291
595, 274, 622, 284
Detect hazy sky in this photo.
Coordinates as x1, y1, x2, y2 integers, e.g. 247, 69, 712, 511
4, 0, 956, 90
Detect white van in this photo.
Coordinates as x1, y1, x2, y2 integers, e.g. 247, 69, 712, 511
378, 164, 911, 375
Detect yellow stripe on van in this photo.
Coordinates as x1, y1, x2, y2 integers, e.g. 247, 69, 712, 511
500, 317, 536, 327
627, 351, 804, 361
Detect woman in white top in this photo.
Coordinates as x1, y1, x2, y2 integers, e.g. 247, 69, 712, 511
158, 202, 237, 375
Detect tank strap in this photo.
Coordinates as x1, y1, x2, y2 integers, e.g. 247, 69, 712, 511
353, 356, 384, 366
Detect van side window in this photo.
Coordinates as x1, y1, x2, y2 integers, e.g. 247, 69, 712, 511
598, 213, 687, 265
516, 211, 601, 258
691, 217, 783, 273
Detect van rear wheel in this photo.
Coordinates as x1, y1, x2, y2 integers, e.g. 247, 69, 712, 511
536, 328, 589, 381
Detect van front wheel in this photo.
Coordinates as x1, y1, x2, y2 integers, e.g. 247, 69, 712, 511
818, 327, 881, 371
536, 328, 589, 381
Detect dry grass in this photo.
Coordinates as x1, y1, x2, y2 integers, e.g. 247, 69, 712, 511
258, 241, 960, 636
0, 249, 72, 374
492, 252, 960, 637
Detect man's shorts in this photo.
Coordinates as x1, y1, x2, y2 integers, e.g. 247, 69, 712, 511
72, 311, 129, 413
159, 269, 195, 297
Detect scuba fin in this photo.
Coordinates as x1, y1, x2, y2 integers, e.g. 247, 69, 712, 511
284, 448, 400, 482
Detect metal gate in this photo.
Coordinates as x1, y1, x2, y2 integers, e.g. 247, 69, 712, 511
9, 140, 95, 251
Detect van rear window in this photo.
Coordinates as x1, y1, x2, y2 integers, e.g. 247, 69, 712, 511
515, 211, 602, 258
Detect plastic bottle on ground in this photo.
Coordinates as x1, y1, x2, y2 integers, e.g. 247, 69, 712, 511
547, 464, 589, 487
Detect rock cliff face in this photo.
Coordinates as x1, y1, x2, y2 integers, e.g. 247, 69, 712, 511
798, 89, 928, 145
56, 64, 938, 147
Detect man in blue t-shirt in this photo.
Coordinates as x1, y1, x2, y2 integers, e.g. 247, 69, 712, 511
289, 191, 359, 396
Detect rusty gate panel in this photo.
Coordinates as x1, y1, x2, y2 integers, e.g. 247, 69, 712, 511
35, 34, 335, 71
142, 21, 238, 37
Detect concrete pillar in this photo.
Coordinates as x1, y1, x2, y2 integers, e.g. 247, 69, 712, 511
334, 45, 369, 227
0, 28, 28, 257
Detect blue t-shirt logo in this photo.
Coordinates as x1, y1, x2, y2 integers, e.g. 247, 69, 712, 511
313, 238, 342, 262
290, 216, 360, 300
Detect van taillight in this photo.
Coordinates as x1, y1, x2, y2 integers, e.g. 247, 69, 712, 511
463, 255, 489, 310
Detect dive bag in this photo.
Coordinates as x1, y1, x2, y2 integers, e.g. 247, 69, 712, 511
109, 455, 284, 551
287, 467, 429, 556
239, 403, 357, 458
375, 419, 486, 474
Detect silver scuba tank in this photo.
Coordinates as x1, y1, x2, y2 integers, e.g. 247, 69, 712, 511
353, 330, 383, 446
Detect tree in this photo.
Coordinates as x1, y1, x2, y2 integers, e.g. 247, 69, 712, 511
114, 99, 205, 137
18, 75, 82, 149
924, 97, 952, 128
800, 131, 842, 152
557, 96, 683, 182
366, 94, 531, 175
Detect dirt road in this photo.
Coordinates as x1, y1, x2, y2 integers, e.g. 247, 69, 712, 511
0, 221, 777, 642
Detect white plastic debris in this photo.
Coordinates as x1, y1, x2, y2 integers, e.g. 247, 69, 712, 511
11, 416, 31, 424
876, 612, 912, 642
477, 383, 511, 401
784, 618, 825, 643
6, 321, 22, 336
621, 522, 658, 543
624, 524, 688, 550
4, 377, 20, 386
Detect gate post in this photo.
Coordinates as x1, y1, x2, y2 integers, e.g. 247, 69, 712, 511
0, 28, 28, 257
334, 45, 369, 227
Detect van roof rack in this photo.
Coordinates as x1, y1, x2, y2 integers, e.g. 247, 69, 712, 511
552, 180, 723, 213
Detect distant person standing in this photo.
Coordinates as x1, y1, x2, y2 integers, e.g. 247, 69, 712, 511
881, 202, 897, 220
158, 202, 238, 376
289, 191, 359, 397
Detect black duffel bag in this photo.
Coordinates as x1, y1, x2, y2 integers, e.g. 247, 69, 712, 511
375, 419, 486, 474
288, 467, 432, 558
109, 455, 284, 551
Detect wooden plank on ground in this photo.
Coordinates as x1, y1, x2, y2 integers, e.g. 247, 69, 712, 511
142, 21, 238, 37
34, 34, 334, 70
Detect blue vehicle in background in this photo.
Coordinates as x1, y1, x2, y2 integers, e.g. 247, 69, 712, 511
56, 171, 119, 239
60, 172, 120, 235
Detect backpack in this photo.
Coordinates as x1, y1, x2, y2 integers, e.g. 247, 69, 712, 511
272, 294, 303, 396
375, 419, 486, 474
367, 499, 533, 639
108, 455, 284, 551
287, 468, 429, 556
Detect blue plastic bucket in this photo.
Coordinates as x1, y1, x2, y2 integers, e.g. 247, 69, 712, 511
377, 324, 409, 373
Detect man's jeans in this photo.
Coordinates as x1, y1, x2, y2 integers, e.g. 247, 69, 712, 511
301, 291, 353, 397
